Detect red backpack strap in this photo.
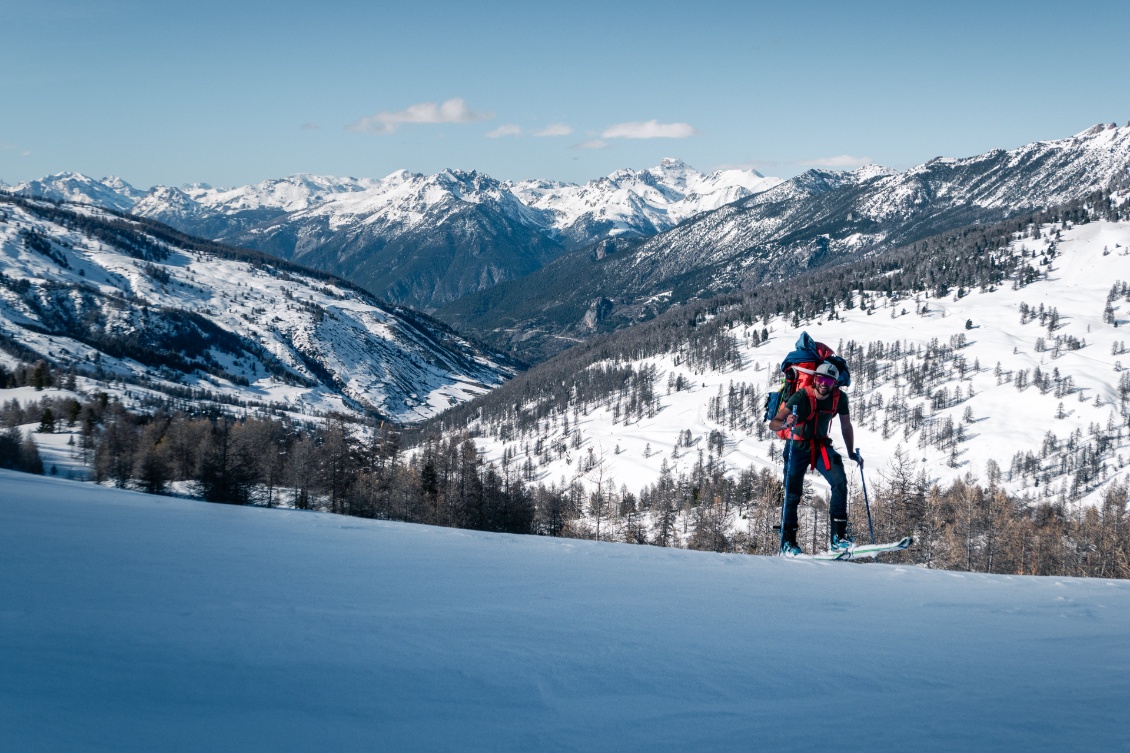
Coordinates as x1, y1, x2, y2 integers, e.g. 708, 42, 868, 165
805, 388, 840, 470
807, 390, 818, 469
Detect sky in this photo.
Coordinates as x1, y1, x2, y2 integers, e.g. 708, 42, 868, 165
2, 0, 1128, 188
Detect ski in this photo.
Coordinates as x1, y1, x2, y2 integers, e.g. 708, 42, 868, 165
787, 536, 913, 561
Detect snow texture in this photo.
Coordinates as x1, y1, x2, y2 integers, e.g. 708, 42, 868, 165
471, 218, 1130, 508
1, 469, 1127, 752
0, 198, 513, 423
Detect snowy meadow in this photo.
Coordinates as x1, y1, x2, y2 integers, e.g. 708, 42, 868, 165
1, 470, 1127, 752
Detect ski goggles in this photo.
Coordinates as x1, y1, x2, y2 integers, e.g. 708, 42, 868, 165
813, 375, 836, 388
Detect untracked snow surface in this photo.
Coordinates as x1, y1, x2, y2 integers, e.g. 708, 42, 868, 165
1, 470, 1127, 752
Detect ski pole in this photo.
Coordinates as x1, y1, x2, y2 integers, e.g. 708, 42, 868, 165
778, 405, 797, 555
855, 449, 876, 545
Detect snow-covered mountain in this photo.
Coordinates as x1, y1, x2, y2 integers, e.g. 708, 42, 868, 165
217, 169, 566, 312
8, 172, 148, 212
440, 123, 1130, 359
635, 123, 1130, 282
0, 193, 515, 423
5, 161, 780, 310
439, 206, 1130, 511
508, 158, 781, 246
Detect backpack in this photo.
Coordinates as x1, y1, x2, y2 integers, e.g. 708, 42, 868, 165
763, 331, 851, 441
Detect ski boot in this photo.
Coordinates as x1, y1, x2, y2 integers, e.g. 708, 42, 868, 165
830, 518, 854, 552
779, 526, 803, 556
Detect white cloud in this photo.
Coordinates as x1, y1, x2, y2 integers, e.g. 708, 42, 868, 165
347, 98, 494, 134
486, 124, 523, 138
575, 139, 610, 150
798, 155, 873, 168
535, 123, 573, 137
601, 120, 698, 140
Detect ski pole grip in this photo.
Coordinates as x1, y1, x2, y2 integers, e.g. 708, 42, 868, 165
854, 449, 864, 467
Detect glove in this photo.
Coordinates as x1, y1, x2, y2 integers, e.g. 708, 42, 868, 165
850, 449, 863, 467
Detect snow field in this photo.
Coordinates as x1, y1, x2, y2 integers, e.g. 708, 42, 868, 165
1, 470, 1127, 752
473, 220, 1130, 510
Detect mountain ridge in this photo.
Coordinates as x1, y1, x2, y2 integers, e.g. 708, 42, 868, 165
4, 161, 782, 311
437, 123, 1130, 361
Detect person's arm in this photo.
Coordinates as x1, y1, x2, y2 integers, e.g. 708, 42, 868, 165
768, 404, 796, 434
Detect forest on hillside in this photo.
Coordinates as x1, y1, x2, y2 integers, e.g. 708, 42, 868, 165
423, 189, 1130, 439
3, 190, 1130, 578
2, 359, 1128, 578
413, 191, 1130, 504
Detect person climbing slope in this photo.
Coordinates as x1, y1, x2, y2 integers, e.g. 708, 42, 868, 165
768, 361, 859, 555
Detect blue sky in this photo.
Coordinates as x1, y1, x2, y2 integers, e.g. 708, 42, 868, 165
2, 0, 1128, 188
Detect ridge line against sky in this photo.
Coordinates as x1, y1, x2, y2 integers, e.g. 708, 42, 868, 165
1, 0, 1128, 188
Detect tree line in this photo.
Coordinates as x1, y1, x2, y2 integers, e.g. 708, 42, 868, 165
2, 382, 1127, 578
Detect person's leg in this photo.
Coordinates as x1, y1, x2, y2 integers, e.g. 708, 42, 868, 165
781, 443, 807, 551
816, 447, 851, 548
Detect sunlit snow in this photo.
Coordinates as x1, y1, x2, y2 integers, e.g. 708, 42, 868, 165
473, 219, 1130, 508
1, 470, 1126, 752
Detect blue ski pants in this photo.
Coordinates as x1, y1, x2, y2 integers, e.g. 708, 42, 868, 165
783, 441, 847, 529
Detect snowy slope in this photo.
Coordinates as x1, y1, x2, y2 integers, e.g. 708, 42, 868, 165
469, 218, 1130, 507
0, 195, 514, 423
1, 470, 1127, 753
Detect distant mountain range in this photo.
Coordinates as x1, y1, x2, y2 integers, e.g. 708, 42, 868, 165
6, 123, 1129, 368
0, 193, 516, 423
437, 123, 1130, 360
4, 160, 781, 312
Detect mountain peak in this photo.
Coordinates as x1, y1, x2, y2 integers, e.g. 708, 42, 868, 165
852, 163, 896, 181
1077, 122, 1121, 138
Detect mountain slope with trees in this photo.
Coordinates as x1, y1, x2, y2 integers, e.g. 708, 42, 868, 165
0, 193, 515, 423
3, 194, 1129, 577
439, 123, 1130, 362
399, 190, 1130, 563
